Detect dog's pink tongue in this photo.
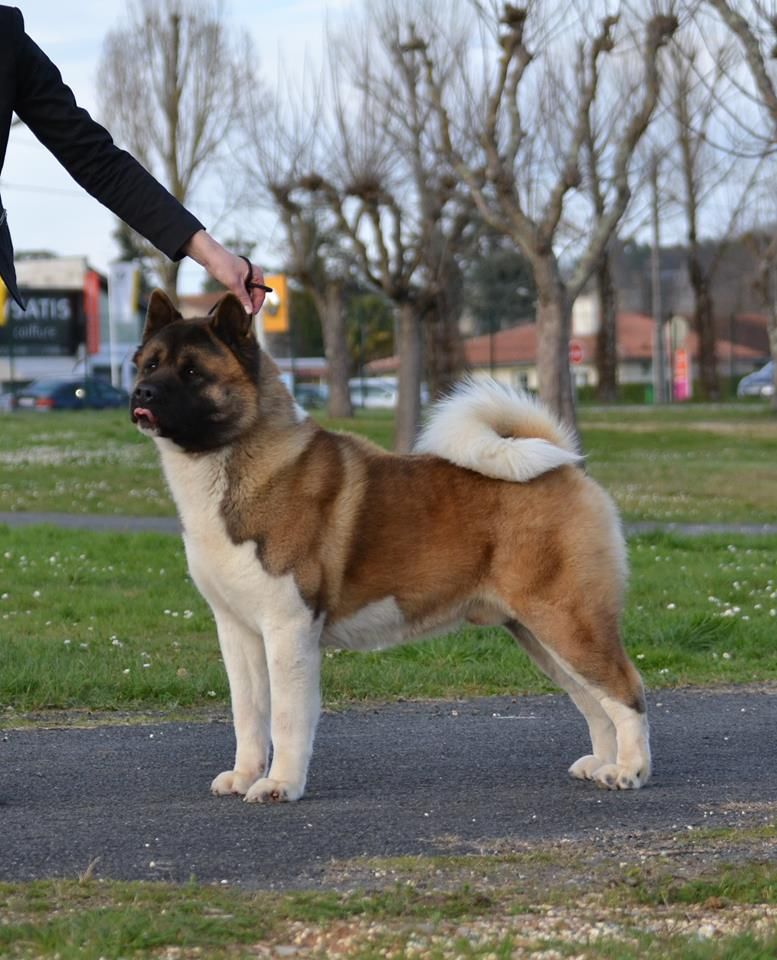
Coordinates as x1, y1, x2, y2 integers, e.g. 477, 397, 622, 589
134, 407, 157, 426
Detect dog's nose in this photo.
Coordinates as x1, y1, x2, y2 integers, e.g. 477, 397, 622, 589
132, 383, 158, 405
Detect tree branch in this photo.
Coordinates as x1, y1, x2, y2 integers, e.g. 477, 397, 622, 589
706, 0, 777, 131
567, 13, 677, 301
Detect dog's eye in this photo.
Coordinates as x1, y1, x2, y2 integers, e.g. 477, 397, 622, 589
144, 360, 158, 374
183, 365, 200, 379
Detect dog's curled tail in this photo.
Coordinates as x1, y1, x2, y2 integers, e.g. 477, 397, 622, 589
414, 378, 582, 482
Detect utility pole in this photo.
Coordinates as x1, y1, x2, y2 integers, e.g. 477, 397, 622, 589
650, 153, 666, 404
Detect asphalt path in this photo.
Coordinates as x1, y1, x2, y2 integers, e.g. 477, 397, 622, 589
1, 688, 775, 888
3, 511, 777, 537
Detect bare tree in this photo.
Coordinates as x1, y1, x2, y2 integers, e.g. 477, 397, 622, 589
292, 2, 476, 451
666, 37, 733, 399
241, 73, 355, 419
378, 5, 475, 399
420, 3, 676, 432
295, 169, 426, 451
581, 86, 624, 402
705, 0, 777, 405
97, 0, 250, 297
273, 192, 355, 419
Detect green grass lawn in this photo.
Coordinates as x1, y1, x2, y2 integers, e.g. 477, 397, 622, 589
1, 402, 776, 712
582, 405, 777, 524
1, 402, 775, 522
0, 525, 775, 713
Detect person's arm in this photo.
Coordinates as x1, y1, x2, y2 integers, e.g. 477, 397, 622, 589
11, 8, 265, 312
12, 13, 201, 261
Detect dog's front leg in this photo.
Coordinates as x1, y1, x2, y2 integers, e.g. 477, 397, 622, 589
244, 611, 323, 804
210, 606, 271, 797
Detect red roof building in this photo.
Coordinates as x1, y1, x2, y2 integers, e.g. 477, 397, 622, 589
368, 306, 768, 394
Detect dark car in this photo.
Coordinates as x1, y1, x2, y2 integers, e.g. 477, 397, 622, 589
13, 378, 129, 411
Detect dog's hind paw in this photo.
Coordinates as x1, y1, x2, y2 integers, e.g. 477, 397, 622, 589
211, 769, 260, 797
591, 762, 649, 790
244, 777, 303, 803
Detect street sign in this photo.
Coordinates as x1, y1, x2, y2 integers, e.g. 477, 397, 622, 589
569, 340, 584, 365
0, 289, 80, 356
673, 347, 691, 401
262, 274, 289, 334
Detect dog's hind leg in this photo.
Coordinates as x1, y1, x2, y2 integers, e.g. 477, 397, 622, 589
507, 608, 650, 790
210, 606, 271, 797
244, 611, 323, 804
506, 620, 617, 780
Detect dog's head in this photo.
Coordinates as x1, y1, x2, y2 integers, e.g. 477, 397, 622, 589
131, 290, 261, 452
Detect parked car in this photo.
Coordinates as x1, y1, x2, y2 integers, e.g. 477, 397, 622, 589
13, 378, 129, 411
294, 383, 328, 409
349, 378, 398, 409
348, 377, 430, 409
736, 361, 775, 398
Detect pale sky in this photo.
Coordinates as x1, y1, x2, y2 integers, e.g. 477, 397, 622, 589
4, 0, 356, 293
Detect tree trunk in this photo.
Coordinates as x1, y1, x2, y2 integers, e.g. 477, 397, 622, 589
395, 301, 423, 453
423, 252, 466, 400
159, 257, 180, 302
595, 252, 618, 403
424, 293, 466, 400
533, 256, 578, 442
688, 254, 719, 400
315, 282, 353, 419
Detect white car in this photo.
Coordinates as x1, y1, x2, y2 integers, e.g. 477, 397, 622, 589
736, 361, 775, 398
349, 378, 430, 409
349, 378, 399, 409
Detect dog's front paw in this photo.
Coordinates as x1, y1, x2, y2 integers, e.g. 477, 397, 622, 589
568, 754, 609, 781
591, 762, 649, 790
244, 777, 303, 803
210, 769, 260, 797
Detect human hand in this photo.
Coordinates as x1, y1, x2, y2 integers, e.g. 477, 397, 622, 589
183, 230, 268, 314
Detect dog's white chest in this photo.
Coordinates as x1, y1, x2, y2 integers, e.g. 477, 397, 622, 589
155, 440, 306, 631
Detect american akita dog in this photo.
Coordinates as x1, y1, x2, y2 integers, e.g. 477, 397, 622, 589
131, 290, 651, 803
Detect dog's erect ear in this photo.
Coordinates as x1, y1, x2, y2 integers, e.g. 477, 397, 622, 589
209, 293, 255, 345
142, 290, 182, 343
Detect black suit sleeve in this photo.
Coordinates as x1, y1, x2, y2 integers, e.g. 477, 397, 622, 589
12, 9, 204, 261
